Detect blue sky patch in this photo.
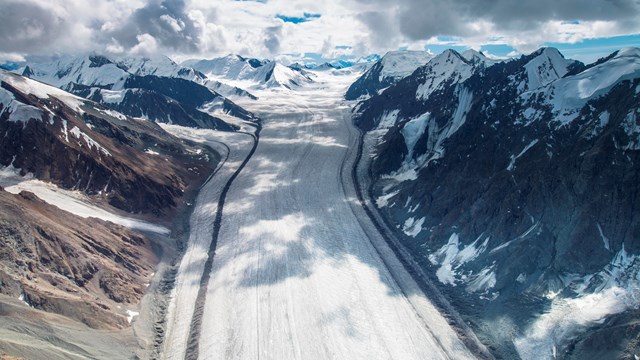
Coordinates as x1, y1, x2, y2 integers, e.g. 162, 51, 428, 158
480, 44, 517, 57
276, 12, 321, 24
545, 33, 640, 63
425, 44, 468, 54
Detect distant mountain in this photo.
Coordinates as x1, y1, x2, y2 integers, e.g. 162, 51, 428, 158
345, 50, 436, 100
184, 54, 314, 89
182, 54, 268, 81
21, 54, 256, 130
353, 47, 640, 358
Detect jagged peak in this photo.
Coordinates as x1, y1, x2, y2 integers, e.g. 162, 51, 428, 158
461, 49, 484, 60
522, 47, 578, 90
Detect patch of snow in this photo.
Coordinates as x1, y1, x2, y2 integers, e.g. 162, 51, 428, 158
18, 293, 31, 307
428, 233, 490, 289
100, 108, 128, 120
126, 310, 139, 324
466, 266, 497, 293
0, 165, 168, 234
507, 139, 539, 171
590, 111, 611, 137
61, 119, 69, 142
402, 216, 425, 237
597, 223, 611, 251
376, 109, 400, 129
599, 111, 610, 128
516, 273, 527, 283
622, 110, 640, 150
376, 189, 399, 208
100, 89, 126, 104
402, 112, 430, 160
145, 149, 160, 155
489, 222, 539, 254
69, 126, 112, 156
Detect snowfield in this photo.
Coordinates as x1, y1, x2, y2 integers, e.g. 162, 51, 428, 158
161, 70, 476, 359
0, 165, 169, 234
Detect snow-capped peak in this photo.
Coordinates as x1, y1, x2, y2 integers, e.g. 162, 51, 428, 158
461, 49, 497, 68
378, 50, 434, 81
182, 54, 267, 81
521, 47, 640, 125
614, 47, 640, 59
523, 47, 577, 91
24, 54, 130, 89
251, 61, 313, 89
415, 49, 478, 100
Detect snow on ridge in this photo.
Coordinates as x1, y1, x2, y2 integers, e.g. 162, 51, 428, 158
615, 47, 640, 59
185, 54, 261, 81
0, 86, 45, 123
28, 54, 129, 89
69, 126, 112, 156
0, 69, 85, 113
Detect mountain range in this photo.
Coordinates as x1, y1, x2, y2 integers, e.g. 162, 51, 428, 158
353, 46, 640, 359
1, 46, 639, 359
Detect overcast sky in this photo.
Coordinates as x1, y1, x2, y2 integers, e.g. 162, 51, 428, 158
1, 0, 639, 64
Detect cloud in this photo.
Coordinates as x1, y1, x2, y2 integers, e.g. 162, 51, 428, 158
355, 0, 640, 52
130, 33, 160, 55
0, 1, 68, 53
0, 0, 638, 62
102, 0, 202, 53
264, 25, 283, 55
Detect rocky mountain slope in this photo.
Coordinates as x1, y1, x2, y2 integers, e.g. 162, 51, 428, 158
353, 47, 640, 359
0, 69, 213, 215
0, 187, 155, 329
